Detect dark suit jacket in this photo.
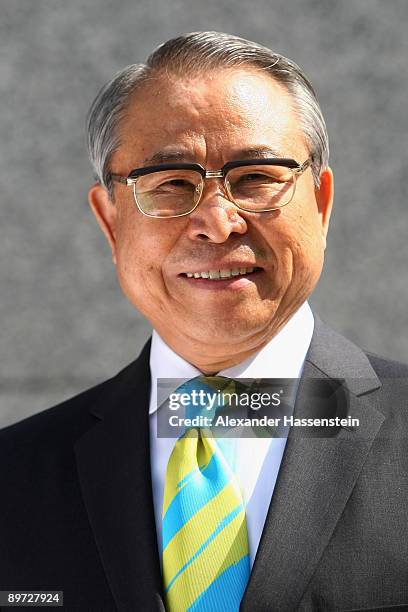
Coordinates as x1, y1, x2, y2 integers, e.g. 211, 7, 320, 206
1, 318, 408, 611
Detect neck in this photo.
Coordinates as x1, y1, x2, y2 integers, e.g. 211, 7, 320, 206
154, 321, 290, 374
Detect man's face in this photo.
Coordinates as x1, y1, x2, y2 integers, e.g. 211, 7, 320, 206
89, 68, 333, 370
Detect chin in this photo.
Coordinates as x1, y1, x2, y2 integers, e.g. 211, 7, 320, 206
186, 306, 281, 344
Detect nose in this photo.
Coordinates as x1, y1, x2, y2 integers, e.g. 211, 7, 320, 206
185, 182, 248, 243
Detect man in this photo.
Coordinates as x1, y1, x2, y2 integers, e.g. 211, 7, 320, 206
1, 31, 407, 611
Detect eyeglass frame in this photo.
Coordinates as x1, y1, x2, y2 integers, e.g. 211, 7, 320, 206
109, 156, 314, 218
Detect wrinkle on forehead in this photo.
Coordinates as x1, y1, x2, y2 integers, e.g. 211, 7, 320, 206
145, 69, 293, 127
112, 68, 307, 171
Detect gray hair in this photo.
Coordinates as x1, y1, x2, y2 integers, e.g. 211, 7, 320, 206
87, 31, 329, 195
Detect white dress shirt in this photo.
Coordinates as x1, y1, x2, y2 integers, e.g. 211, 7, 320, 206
149, 302, 314, 569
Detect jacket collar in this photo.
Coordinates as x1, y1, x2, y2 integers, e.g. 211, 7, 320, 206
241, 318, 384, 610
305, 315, 381, 395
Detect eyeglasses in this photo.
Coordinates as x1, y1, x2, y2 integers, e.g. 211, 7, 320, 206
109, 157, 313, 218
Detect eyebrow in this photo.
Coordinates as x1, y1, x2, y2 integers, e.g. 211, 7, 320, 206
234, 146, 285, 159
143, 146, 286, 166
143, 150, 191, 165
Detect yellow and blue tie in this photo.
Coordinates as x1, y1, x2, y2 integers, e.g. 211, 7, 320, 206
162, 376, 250, 611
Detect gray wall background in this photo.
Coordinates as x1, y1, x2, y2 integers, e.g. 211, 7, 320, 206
1, 0, 407, 428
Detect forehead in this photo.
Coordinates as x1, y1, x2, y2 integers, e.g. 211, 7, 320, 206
113, 68, 307, 167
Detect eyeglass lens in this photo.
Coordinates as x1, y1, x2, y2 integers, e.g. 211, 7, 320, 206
133, 165, 296, 217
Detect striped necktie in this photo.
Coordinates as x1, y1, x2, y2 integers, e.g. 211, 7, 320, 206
161, 376, 250, 611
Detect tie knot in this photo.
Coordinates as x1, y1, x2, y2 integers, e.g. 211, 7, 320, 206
177, 375, 247, 394
174, 376, 249, 423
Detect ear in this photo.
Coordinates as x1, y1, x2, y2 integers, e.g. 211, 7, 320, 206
315, 167, 334, 250
88, 183, 118, 264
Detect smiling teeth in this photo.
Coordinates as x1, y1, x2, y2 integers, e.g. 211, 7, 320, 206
186, 267, 256, 279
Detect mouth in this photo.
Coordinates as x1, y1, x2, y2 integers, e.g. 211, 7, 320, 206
181, 266, 261, 280
179, 266, 262, 284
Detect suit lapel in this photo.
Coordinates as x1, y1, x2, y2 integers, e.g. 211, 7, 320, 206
241, 318, 385, 611
74, 340, 165, 612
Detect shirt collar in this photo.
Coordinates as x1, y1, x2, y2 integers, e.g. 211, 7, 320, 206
149, 301, 314, 415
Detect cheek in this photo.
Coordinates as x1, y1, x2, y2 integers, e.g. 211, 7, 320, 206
290, 223, 325, 290
115, 212, 148, 271
271, 211, 325, 276
113, 208, 176, 302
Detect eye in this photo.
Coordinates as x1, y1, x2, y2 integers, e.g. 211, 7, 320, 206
240, 172, 278, 182
234, 172, 283, 186
156, 178, 195, 192
166, 179, 192, 187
